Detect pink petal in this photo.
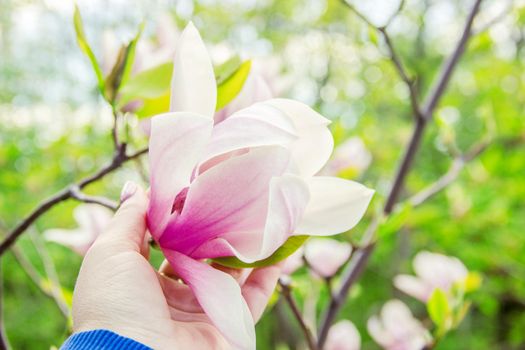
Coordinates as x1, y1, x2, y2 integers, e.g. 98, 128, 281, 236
393, 275, 431, 302
295, 177, 374, 236
214, 73, 273, 124
413, 251, 468, 292
322, 137, 372, 176
325, 320, 361, 350
281, 246, 304, 276
304, 238, 352, 278
265, 99, 334, 176
163, 249, 255, 349
170, 22, 217, 117
159, 146, 293, 254
148, 113, 213, 238
201, 102, 298, 165
192, 174, 309, 263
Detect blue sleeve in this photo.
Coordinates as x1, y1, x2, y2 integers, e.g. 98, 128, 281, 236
61, 329, 152, 350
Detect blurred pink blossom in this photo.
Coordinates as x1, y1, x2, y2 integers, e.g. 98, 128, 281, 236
44, 204, 112, 255
325, 320, 361, 350
304, 238, 352, 278
281, 246, 304, 276
146, 22, 374, 349
322, 137, 372, 177
393, 251, 468, 302
367, 299, 431, 350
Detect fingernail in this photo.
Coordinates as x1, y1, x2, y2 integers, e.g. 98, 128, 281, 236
120, 181, 137, 203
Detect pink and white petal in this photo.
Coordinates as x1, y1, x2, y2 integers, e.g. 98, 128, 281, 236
159, 146, 292, 253
413, 251, 467, 292
393, 275, 431, 302
74, 204, 112, 237
201, 103, 298, 165
214, 73, 273, 124
264, 99, 334, 176
381, 299, 421, 341
170, 22, 217, 117
367, 315, 394, 348
295, 177, 374, 236
304, 238, 352, 278
325, 320, 361, 350
201, 174, 310, 263
44, 229, 95, 256
148, 113, 213, 238
163, 250, 255, 350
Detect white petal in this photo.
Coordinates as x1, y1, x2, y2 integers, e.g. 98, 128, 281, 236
170, 22, 217, 117
264, 98, 334, 176
325, 320, 361, 350
295, 177, 374, 236
304, 238, 352, 277
393, 274, 432, 302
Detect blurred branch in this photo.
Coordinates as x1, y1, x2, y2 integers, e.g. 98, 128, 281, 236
409, 142, 488, 207
0, 221, 69, 318
0, 146, 148, 256
279, 278, 318, 350
318, 0, 484, 346
340, 0, 422, 120
0, 263, 9, 350
69, 186, 118, 210
29, 230, 71, 318
473, 1, 514, 35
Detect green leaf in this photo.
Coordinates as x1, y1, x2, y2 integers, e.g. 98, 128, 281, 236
377, 202, 412, 238
215, 55, 242, 85
73, 5, 105, 94
216, 60, 252, 111
427, 288, 450, 329
119, 62, 173, 102
103, 24, 144, 103
212, 235, 309, 268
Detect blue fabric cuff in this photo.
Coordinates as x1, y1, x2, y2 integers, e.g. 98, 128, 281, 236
61, 329, 152, 350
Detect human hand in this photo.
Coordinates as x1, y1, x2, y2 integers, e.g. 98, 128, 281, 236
72, 183, 281, 349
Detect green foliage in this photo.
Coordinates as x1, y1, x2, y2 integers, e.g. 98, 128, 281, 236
215, 60, 252, 110
427, 288, 451, 336
73, 5, 105, 96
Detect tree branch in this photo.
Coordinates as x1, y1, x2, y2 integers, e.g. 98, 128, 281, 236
0, 147, 148, 256
69, 185, 118, 210
279, 278, 318, 350
317, 0, 484, 346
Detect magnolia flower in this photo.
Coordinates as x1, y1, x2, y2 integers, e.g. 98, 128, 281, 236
44, 204, 112, 255
146, 23, 374, 349
325, 320, 361, 350
394, 251, 468, 302
367, 300, 431, 350
304, 238, 352, 278
322, 137, 372, 177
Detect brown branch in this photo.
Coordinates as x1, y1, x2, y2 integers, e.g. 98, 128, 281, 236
279, 278, 318, 350
0, 147, 148, 256
341, 0, 422, 120
317, 0, 484, 346
409, 141, 488, 207
69, 185, 118, 210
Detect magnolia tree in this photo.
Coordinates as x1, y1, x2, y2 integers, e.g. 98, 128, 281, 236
2, 0, 506, 349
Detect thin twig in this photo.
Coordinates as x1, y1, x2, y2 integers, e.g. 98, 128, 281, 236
0, 147, 148, 256
69, 185, 118, 210
317, 0, 484, 346
341, 0, 422, 120
279, 279, 318, 350
29, 230, 71, 318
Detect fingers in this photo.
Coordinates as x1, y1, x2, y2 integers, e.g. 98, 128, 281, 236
95, 181, 149, 253
241, 265, 281, 322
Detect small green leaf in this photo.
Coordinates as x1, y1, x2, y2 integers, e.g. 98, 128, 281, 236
216, 60, 252, 111
215, 55, 242, 85
377, 202, 412, 238
427, 288, 450, 329
212, 235, 309, 268
73, 5, 105, 94
120, 23, 145, 88
119, 62, 173, 102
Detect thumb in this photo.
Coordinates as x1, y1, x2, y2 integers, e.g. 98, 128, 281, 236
96, 181, 149, 253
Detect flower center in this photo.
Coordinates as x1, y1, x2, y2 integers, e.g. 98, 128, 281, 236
171, 187, 189, 215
